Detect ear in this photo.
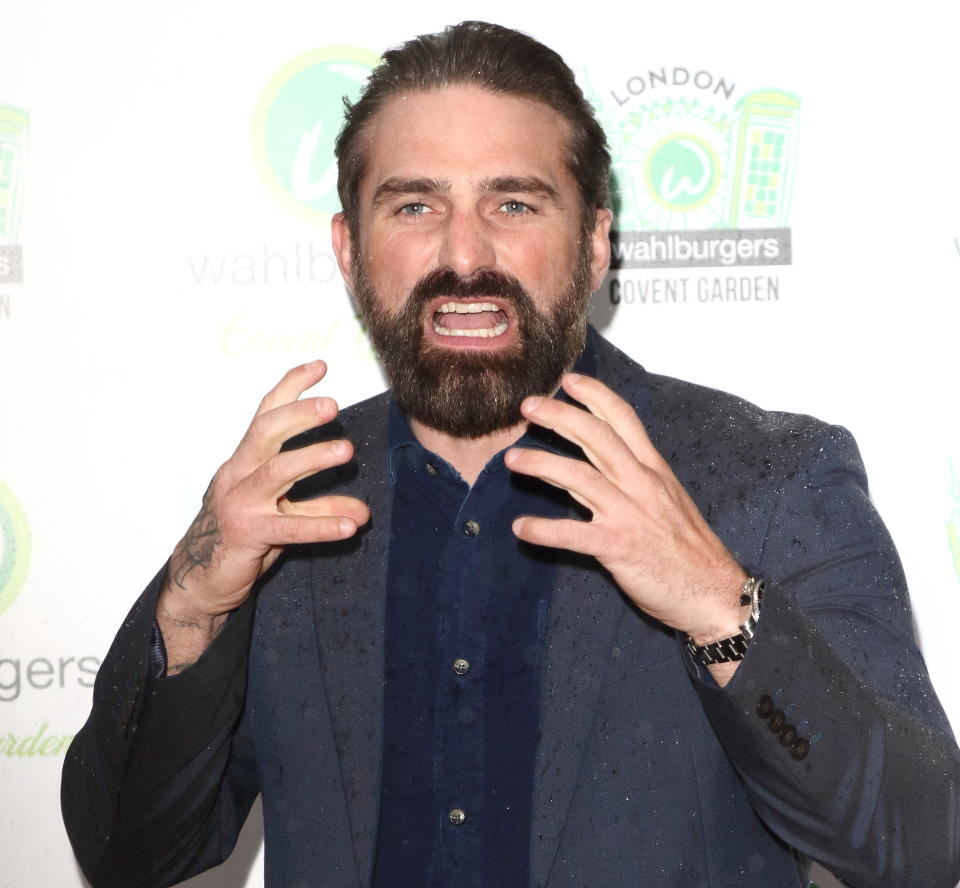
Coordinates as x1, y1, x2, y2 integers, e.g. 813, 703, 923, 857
587, 208, 613, 292
331, 212, 354, 290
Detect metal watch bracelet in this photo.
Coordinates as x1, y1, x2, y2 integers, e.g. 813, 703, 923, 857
686, 577, 765, 666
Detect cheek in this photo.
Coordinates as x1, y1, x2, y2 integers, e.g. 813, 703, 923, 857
500, 232, 579, 296
364, 233, 431, 305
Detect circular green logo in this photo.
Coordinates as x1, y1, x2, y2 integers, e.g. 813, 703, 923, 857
0, 481, 31, 617
645, 133, 719, 212
252, 46, 381, 225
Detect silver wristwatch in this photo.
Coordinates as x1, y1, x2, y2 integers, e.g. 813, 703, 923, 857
686, 577, 765, 665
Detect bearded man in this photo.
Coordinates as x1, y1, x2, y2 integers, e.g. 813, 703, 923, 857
62, 21, 960, 888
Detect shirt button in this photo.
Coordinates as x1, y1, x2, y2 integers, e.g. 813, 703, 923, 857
449, 808, 466, 826
452, 658, 470, 675
425, 461, 439, 476
462, 519, 480, 537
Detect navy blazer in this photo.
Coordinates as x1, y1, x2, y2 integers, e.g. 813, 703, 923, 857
62, 330, 960, 887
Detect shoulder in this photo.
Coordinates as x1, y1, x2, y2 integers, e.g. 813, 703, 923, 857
338, 390, 392, 442
284, 390, 392, 502
591, 330, 862, 485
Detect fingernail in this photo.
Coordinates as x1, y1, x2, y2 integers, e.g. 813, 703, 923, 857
339, 518, 355, 536
512, 517, 525, 535
305, 359, 323, 371
525, 396, 543, 412
332, 441, 348, 457
566, 372, 581, 384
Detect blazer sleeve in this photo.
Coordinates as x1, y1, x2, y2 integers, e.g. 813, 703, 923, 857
688, 424, 960, 888
61, 565, 261, 888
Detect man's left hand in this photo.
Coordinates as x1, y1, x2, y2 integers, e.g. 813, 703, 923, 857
505, 373, 749, 682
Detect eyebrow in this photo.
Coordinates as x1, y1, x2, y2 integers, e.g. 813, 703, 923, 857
370, 175, 561, 205
372, 177, 450, 205
479, 176, 560, 201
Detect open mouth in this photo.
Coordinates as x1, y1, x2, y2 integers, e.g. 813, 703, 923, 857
431, 301, 509, 338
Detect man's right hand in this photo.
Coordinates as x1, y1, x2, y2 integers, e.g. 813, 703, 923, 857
157, 359, 370, 673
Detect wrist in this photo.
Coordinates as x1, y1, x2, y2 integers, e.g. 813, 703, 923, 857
157, 580, 230, 635
686, 577, 765, 667
686, 567, 749, 646
156, 581, 231, 676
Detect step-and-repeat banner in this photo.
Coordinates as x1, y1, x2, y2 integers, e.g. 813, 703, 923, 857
2, 3, 958, 886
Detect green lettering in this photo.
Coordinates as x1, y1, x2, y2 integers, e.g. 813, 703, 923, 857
16, 722, 47, 756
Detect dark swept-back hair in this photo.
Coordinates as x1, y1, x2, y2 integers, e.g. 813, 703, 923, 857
334, 21, 611, 234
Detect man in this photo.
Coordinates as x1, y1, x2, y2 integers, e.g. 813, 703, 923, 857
62, 21, 960, 888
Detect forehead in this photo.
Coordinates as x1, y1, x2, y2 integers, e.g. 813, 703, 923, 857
358, 85, 574, 199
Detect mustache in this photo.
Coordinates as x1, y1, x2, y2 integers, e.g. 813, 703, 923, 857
407, 267, 533, 311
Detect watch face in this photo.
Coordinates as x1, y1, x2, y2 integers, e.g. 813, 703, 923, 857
752, 579, 765, 621
740, 577, 763, 623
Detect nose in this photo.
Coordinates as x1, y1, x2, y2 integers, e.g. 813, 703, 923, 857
436, 209, 496, 278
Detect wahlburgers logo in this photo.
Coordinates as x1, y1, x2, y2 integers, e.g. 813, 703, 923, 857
0, 481, 30, 617
584, 69, 800, 269
252, 47, 381, 224
645, 133, 719, 212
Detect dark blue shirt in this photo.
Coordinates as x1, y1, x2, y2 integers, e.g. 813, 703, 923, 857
373, 350, 594, 888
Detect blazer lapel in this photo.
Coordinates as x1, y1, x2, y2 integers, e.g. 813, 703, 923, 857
530, 557, 626, 886
530, 333, 658, 887
306, 395, 393, 888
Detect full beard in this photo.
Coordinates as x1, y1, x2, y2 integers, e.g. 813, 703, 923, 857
352, 247, 593, 439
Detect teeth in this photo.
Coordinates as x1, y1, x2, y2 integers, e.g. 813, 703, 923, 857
433, 319, 509, 338
437, 301, 501, 314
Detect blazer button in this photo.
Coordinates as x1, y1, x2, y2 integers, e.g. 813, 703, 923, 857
791, 737, 810, 761
779, 724, 798, 747
768, 709, 785, 733
756, 695, 774, 719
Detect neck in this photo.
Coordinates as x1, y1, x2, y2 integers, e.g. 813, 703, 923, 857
410, 418, 528, 487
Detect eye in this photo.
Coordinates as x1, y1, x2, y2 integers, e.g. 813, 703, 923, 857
398, 202, 432, 217
498, 199, 532, 216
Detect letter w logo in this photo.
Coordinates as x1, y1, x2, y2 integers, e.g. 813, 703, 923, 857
292, 122, 338, 202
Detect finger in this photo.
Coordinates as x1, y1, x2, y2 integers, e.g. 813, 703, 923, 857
512, 514, 602, 557
265, 512, 361, 545
504, 447, 615, 514
235, 395, 339, 468
278, 493, 370, 528
255, 359, 328, 417
560, 376, 708, 525
560, 374, 670, 472
244, 439, 355, 500
519, 393, 642, 485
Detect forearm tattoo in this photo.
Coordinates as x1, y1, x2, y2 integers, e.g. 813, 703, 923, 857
171, 485, 222, 589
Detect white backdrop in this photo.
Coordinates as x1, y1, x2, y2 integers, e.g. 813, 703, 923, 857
2, 2, 959, 886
